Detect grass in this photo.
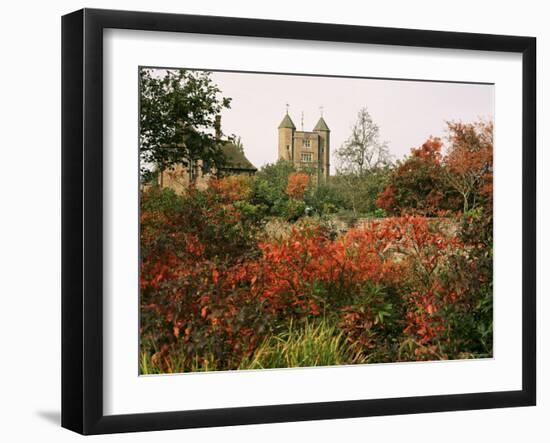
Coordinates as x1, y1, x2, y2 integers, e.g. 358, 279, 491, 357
239, 319, 365, 370
140, 342, 219, 375
140, 319, 365, 374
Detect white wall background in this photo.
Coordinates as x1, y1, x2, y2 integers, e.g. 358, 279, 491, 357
0, 0, 546, 441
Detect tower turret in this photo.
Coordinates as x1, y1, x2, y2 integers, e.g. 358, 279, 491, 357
313, 116, 330, 179
278, 111, 296, 161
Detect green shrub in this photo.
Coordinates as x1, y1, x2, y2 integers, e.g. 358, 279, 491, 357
305, 182, 345, 215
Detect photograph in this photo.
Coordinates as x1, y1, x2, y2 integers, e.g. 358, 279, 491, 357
138, 67, 494, 375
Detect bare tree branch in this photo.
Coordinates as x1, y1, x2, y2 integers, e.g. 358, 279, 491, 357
336, 107, 391, 176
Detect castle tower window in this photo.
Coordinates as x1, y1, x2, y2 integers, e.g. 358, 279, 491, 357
301, 152, 313, 162
303, 139, 311, 148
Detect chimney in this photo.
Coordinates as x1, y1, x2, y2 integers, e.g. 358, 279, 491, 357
214, 115, 222, 139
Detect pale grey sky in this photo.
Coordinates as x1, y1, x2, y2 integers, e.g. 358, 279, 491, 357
210, 70, 494, 175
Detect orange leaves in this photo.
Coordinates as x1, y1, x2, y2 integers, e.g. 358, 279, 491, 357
212, 269, 220, 284
194, 216, 462, 329
243, 219, 411, 315
444, 120, 493, 212
411, 137, 444, 164
378, 120, 493, 217
378, 123, 494, 217
185, 234, 205, 257
375, 185, 397, 213
286, 172, 310, 200
394, 217, 470, 349
376, 138, 448, 217
208, 175, 252, 203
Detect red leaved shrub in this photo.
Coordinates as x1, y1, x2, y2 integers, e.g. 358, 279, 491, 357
286, 172, 310, 200
141, 178, 489, 371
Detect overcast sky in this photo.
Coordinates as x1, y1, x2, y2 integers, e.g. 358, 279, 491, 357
150, 69, 494, 174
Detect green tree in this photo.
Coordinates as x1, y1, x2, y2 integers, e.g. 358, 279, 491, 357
251, 160, 297, 217
139, 68, 232, 178
305, 180, 346, 215
332, 167, 391, 215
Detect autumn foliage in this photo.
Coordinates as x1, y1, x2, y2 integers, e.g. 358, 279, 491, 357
140, 119, 493, 373
141, 179, 491, 371
376, 121, 493, 216
286, 172, 310, 200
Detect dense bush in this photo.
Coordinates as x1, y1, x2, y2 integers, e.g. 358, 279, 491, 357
140, 179, 266, 372
376, 138, 460, 216
305, 182, 346, 215
140, 179, 492, 372
331, 167, 391, 215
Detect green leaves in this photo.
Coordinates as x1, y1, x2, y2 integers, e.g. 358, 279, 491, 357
139, 68, 232, 178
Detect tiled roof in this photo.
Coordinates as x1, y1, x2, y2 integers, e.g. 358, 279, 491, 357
220, 143, 257, 171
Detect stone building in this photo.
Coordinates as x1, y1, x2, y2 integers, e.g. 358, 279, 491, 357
277, 111, 330, 180
158, 117, 257, 194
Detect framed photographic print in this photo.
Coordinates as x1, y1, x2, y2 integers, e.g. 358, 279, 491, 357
61, 8, 536, 435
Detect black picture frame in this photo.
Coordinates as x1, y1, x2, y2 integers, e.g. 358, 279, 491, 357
62, 8, 536, 435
